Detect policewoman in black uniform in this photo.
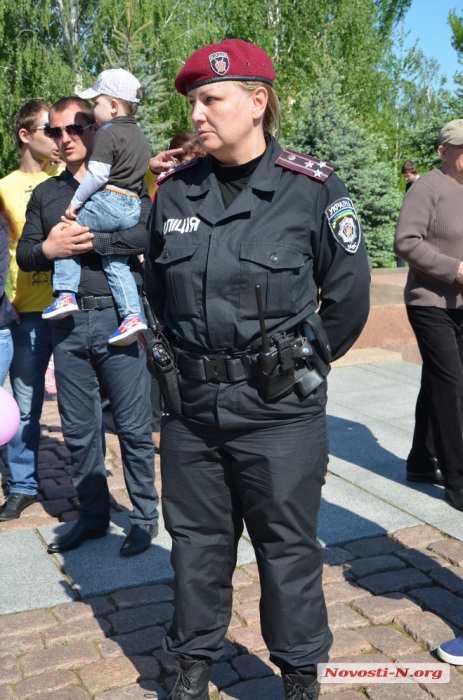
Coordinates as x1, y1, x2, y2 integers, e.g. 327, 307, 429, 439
144, 39, 370, 700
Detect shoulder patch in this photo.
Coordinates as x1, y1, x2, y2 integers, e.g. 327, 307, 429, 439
155, 156, 200, 186
276, 149, 333, 182
325, 197, 361, 254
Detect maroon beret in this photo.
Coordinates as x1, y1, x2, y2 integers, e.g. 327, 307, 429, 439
175, 39, 276, 96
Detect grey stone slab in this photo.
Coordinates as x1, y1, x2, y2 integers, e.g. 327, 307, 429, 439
37, 512, 174, 598
37, 512, 255, 598
360, 361, 421, 384
328, 366, 401, 395
327, 456, 458, 526
317, 474, 419, 547
327, 412, 412, 465
0, 529, 76, 614
431, 518, 463, 541
237, 537, 256, 565
332, 386, 418, 422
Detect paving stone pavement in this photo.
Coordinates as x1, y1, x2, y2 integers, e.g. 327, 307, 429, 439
2, 362, 463, 698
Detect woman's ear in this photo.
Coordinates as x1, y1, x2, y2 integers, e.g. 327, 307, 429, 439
252, 87, 268, 121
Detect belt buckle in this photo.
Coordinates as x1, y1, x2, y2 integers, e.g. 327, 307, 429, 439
202, 355, 229, 382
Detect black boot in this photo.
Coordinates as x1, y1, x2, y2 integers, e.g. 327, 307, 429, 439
283, 673, 320, 700
171, 658, 211, 700
0, 493, 37, 521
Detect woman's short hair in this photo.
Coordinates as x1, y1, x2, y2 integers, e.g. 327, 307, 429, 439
234, 82, 280, 137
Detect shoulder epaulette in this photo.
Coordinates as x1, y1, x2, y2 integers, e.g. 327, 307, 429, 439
276, 149, 333, 182
155, 156, 200, 186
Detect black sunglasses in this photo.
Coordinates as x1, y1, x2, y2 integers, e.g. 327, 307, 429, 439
44, 123, 94, 140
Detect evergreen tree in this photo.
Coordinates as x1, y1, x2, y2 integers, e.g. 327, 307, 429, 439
102, 1, 169, 153
288, 59, 402, 267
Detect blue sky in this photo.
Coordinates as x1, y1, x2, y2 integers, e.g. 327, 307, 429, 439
400, 0, 461, 89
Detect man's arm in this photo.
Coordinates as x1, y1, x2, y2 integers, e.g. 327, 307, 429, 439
17, 183, 94, 272
91, 185, 152, 257
394, 178, 461, 284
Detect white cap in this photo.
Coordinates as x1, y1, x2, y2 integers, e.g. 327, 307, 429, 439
79, 68, 142, 103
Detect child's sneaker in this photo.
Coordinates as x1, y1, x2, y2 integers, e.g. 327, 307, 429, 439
42, 293, 79, 320
108, 313, 147, 346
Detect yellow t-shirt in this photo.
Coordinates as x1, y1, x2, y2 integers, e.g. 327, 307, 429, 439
0, 166, 60, 313
144, 167, 158, 200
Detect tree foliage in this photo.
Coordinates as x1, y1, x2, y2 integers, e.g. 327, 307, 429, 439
0, 0, 457, 263
288, 58, 402, 267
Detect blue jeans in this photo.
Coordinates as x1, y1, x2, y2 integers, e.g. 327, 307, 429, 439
0, 326, 13, 386
53, 189, 141, 318
8, 313, 52, 495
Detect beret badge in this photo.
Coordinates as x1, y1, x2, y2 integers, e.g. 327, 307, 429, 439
209, 51, 230, 76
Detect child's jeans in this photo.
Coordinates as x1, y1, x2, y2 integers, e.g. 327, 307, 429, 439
53, 188, 142, 318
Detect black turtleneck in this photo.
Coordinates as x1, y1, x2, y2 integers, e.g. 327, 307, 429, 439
212, 150, 266, 210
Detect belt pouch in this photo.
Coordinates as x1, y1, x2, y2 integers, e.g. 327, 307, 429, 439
252, 334, 295, 402
139, 329, 182, 415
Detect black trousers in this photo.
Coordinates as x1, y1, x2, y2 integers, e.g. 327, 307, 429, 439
52, 306, 159, 529
407, 305, 463, 489
161, 410, 331, 675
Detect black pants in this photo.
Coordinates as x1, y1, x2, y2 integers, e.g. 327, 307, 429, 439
407, 305, 463, 489
161, 410, 331, 674
52, 306, 159, 529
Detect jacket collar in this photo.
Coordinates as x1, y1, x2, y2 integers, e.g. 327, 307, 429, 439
187, 135, 283, 225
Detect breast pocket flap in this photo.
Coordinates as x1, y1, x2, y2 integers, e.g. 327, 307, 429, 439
155, 243, 199, 265
240, 244, 304, 270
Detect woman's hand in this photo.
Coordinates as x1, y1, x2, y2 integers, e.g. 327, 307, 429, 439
42, 221, 94, 260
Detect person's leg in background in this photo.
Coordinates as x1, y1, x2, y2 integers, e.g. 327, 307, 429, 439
0, 313, 52, 521
0, 326, 13, 386
92, 305, 158, 556
52, 312, 111, 535
406, 305, 463, 508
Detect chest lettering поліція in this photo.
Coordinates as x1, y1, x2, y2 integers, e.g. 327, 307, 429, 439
163, 217, 200, 235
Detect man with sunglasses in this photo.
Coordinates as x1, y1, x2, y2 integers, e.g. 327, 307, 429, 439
16, 96, 160, 557
0, 100, 63, 523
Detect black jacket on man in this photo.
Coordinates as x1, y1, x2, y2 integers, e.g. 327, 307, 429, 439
16, 169, 151, 297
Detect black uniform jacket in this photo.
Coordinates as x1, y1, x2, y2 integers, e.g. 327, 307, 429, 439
16, 170, 152, 297
145, 136, 370, 427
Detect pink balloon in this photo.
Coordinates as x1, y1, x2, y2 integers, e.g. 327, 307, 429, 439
0, 386, 20, 445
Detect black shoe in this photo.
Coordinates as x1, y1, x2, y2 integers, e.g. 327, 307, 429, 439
407, 468, 445, 485
407, 457, 444, 485
445, 488, 463, 512
0, 493, 37, 521
47, 521, 108, 553
283, 673, 320, 700
120, 523, 159, 557
171, 659, 211, 700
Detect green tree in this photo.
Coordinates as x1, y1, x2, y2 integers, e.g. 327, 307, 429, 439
288, 58, 402, 267
102, 1, 170, 152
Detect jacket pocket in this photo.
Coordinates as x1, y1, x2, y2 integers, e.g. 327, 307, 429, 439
239, 243, 306, 319
155, 243, 200, 318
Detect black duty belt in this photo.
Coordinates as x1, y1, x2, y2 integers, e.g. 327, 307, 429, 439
77, 295, 115, 311
175, 348, 253, 384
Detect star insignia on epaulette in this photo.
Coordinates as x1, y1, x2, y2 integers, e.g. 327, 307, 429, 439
275, 149, 334, 182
